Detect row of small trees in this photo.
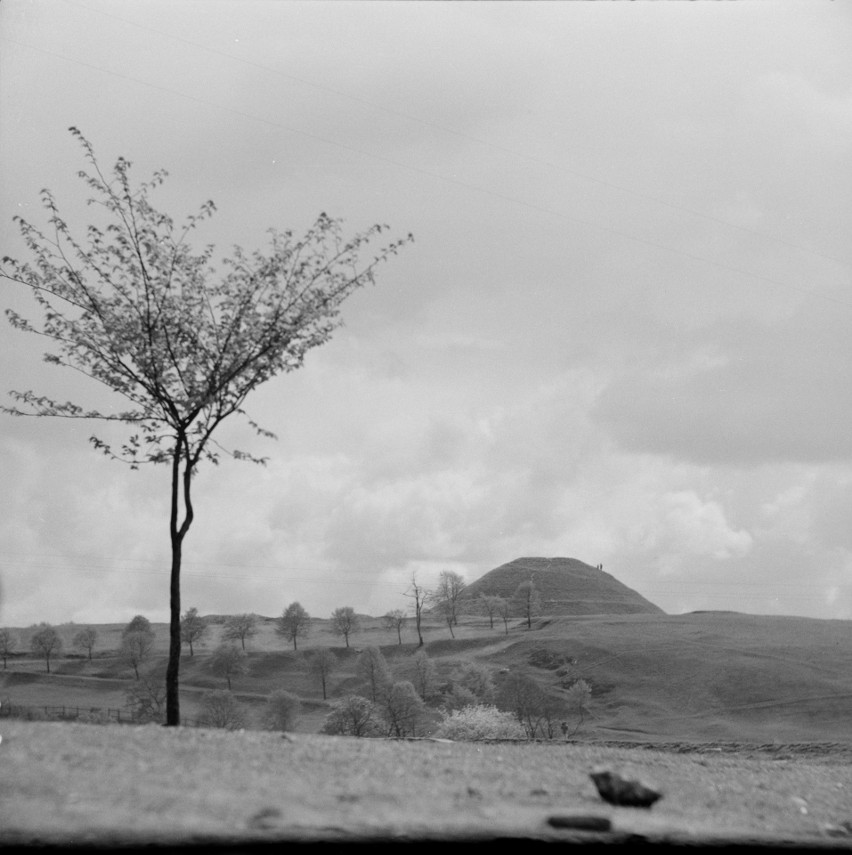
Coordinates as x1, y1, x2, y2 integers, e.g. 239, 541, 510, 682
0, 573, 544, 676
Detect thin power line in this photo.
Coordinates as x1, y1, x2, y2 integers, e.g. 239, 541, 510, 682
3, 36, 851, 311
60, 0, 850, 270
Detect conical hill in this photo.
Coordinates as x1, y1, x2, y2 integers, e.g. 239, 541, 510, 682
462, 556, 664, 616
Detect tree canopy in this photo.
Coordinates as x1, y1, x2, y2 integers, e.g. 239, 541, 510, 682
1, 128, 410, 725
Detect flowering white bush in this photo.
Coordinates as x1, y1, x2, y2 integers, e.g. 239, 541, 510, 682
434, 704, 527, 741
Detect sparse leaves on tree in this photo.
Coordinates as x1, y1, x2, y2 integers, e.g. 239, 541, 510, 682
356, 646, 391, 703
0, 628, 18, 669
495, 596, 512, 634
402, 649, 439, 702
330, 606, 359, 648
121, 630, 155, 679
479, 594, 504, 630
30, 623, 62, 673
320, 695, 383, 737
123, 615, 154, 639
496, 670, 564, 739
263, 689, 301, 732
276, 602, 310, 651
513, 581, 543, 630
125, 668, 168, 723
209, 643, 249, 690
433, 570, 466, 637
382, 609, 406, 645
1, 127, 411, 725
198, 690, 246, 730
307, 647, 338, 700
562, 679, 592, 739
180, 607, 208, 656
381, 681, 427, 737
222, 613, 256, 652
405, 574, 427, 647
73, 626, 98, 660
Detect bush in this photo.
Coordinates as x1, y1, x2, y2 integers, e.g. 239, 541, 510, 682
263, 690, 301, 732
435, 704, 527, 741
198, 690, 246, 730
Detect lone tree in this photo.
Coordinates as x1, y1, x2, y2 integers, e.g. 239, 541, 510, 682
495, 596, 512, 634
330, 606, 359, 648
0, 628, 17, 669
73, 626, 98, 660
478, 593, 503, 630
307, 647, 338, 700
513, 580, 543, 630
209, 643, 249, 690
382, 609, 406, 645
276, 602, 311, 651
263, 689, 301, 732
121, 630, 155, 679
123, 615, 153, 638
180, 607, 207, 656
31, 623, 62, 673
432, 569, 466, 638
356, 645, 391, 703
404, 573, 427, 647
1, 128, 411, 725
222, 613, 256, 652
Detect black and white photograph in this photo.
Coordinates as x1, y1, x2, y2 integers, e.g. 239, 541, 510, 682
1, 0, 851, 848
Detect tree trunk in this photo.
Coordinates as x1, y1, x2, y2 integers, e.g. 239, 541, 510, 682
166, 436, 193, 727
166, 531, 182, 725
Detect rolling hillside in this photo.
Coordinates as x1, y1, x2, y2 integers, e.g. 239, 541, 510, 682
3, 607, 851, 743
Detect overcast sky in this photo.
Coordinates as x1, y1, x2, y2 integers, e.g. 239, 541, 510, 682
1, 1, 851, 627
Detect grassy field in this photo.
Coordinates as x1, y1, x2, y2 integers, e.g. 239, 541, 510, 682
3, 610, 852, 845
3, 720, 852, 846
3, 610, 851, 742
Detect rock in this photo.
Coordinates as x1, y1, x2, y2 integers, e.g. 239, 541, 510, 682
589, 768, 662, 808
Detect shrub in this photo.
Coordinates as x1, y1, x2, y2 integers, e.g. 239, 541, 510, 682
198, 690, 246, 730
264, 690, 301, 732
435, 704, 527, 741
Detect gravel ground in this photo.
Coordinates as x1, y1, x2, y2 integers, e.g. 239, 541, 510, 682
2, 721, 852, 847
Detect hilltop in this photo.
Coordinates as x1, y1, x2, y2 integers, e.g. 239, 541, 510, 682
462, 556, 665, 616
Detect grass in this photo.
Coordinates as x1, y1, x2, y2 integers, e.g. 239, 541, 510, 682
3, 720, 852, 845
3, 609, 852, 744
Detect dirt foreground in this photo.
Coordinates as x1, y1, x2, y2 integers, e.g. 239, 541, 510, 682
2, 721, 852, 849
